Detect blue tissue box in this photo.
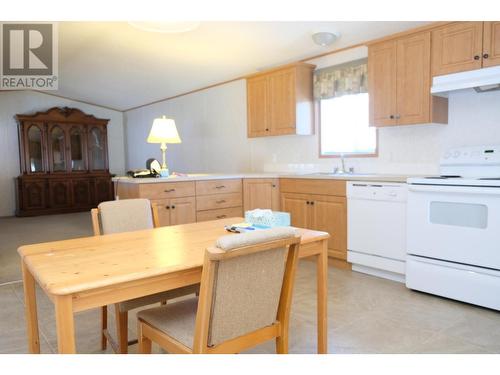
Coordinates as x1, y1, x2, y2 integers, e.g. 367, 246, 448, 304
244, 210, 291, 228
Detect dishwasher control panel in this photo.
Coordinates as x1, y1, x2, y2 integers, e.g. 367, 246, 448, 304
347, 182, 408, 202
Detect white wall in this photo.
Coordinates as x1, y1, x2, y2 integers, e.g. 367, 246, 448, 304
0, 91, 125, 216
125, 80, 251, 173
124, 47, 500, 177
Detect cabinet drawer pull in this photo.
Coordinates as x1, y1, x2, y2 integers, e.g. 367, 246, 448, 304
483, 53, 489, 59
216, 215, 227, 219
164, 188, 176, 193
166, 205, 170, 209
216, 199, 226, 204
474, 55, 480, 60
215, 185, 226, 189
171, 205, 176, 209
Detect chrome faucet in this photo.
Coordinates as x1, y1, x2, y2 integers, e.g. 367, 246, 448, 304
333, 153, 354, 174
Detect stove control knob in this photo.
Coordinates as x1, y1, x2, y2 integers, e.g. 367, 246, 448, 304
453, 151, 461, 158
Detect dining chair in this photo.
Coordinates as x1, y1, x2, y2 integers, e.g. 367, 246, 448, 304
91, 198, 199, 354
136, 226, 301, 354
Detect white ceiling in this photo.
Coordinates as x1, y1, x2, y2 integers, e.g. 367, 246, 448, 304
54, 21, 430, 111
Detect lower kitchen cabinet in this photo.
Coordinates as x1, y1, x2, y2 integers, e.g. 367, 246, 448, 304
243, 178, 280, 211
152, 196, 196, 227
281, 179, 348, 265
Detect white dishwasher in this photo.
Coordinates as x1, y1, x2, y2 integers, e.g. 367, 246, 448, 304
347, 181, 408, 282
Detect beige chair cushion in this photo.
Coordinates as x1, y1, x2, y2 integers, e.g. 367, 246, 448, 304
98, 199, 153, 234
137, 297, 198, 348
119, 284, 199, 312
215, 227, 298, 251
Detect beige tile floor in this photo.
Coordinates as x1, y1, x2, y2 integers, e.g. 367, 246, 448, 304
1, 213, 499, 354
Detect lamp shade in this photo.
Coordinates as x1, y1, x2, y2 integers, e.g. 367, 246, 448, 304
147, 117, 182, 144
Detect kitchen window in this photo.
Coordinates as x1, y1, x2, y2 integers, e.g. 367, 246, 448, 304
314, 58, 377, 157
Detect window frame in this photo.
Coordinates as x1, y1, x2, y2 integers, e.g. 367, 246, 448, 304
316, 96, 378, 159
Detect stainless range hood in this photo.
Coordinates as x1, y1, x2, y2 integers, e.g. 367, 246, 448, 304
431, 65, 500, 97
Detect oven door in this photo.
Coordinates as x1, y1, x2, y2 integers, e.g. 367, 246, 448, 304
407, 184, 500, 270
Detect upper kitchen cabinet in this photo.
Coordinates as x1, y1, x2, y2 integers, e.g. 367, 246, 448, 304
483, 21, 500, 68
369, 32, 448, 127
431, 22, 484, 76
432, 22, 500, 75
246, 63, 315, 137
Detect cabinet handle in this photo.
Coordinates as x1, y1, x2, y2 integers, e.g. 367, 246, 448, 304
272, 184, 276, 188
216, 215, 227, 219
395, 114, 401, 119
265, 128, 270, 131
166, 205, 170, 209
474, 55, 480, 60
483, 53, 489, 59
310, 201, 315, 205
389, 115, 394, 119
215, 185, 225, 189
306, 201, 310, 205
216, 199, 226, 204
171, 205, 175, 209
164, 188, 176, 193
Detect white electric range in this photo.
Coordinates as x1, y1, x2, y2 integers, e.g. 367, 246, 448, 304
406, 145, 500, 310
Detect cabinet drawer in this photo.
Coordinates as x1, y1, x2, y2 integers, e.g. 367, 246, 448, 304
138, 182, 195, 199
196, 179, 242, 196
196, 193, 242, 211
280, 178, 346, 197
196, 207, 243, 222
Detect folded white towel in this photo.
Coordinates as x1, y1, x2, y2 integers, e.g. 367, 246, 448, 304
216, 227, 298, 252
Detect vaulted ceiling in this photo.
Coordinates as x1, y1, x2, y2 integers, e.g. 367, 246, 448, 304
54, 21, 430, 111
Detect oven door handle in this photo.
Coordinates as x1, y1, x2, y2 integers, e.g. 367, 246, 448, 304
408, 184, 500, 196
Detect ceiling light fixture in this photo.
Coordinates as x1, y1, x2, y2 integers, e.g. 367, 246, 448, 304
312, 31, 341, 47
128, 21, 200, 33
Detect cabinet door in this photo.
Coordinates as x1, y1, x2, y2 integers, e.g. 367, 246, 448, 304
243, 178, 280, 211
24, 122, 47, 174
88, 125, 108, 172
269, 68, 296, 135
396, 32, 431, 125
48, 123, 68, 173
309, 194, 347, 260
247, 76, 269, 137
431, 22, 483, 76
21, 179, 47, 210
72, 179, 92, 207
170, 196, 196, 225
48, 180, 72, 208
483, 21, 500, 68
152, 199, 171, 227
94, 177, 112, 204
69, 125, 88, 172
368, 40, 397, 126
281, 192, 310, 229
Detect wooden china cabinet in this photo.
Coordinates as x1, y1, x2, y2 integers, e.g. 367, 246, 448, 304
15, 107, 114, 216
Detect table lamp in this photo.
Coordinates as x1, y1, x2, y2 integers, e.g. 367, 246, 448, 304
147, 116, 181, 177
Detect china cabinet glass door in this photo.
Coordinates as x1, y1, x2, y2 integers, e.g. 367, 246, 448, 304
89, 127, 106, 170
27, 125, 44, 173
50, 125, 66, 172
70, 126, 86, 171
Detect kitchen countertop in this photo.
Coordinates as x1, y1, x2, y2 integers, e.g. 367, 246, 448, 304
113, 173, 416, 184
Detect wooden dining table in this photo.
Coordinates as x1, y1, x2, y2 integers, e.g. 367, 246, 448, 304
18, 217, 330, 354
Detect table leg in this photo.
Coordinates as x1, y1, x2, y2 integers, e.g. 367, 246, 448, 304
21, 260, 40, 354
55, 295, 76, 353
316, 240, 328, 354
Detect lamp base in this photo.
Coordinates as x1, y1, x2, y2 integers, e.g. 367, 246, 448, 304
159, 168, 170, 177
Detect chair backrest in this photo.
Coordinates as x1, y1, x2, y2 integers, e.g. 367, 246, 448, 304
91, 198, 158, 235
193, 227, 301, 351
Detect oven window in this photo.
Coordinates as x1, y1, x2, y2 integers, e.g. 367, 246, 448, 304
429, 201, 488, 229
